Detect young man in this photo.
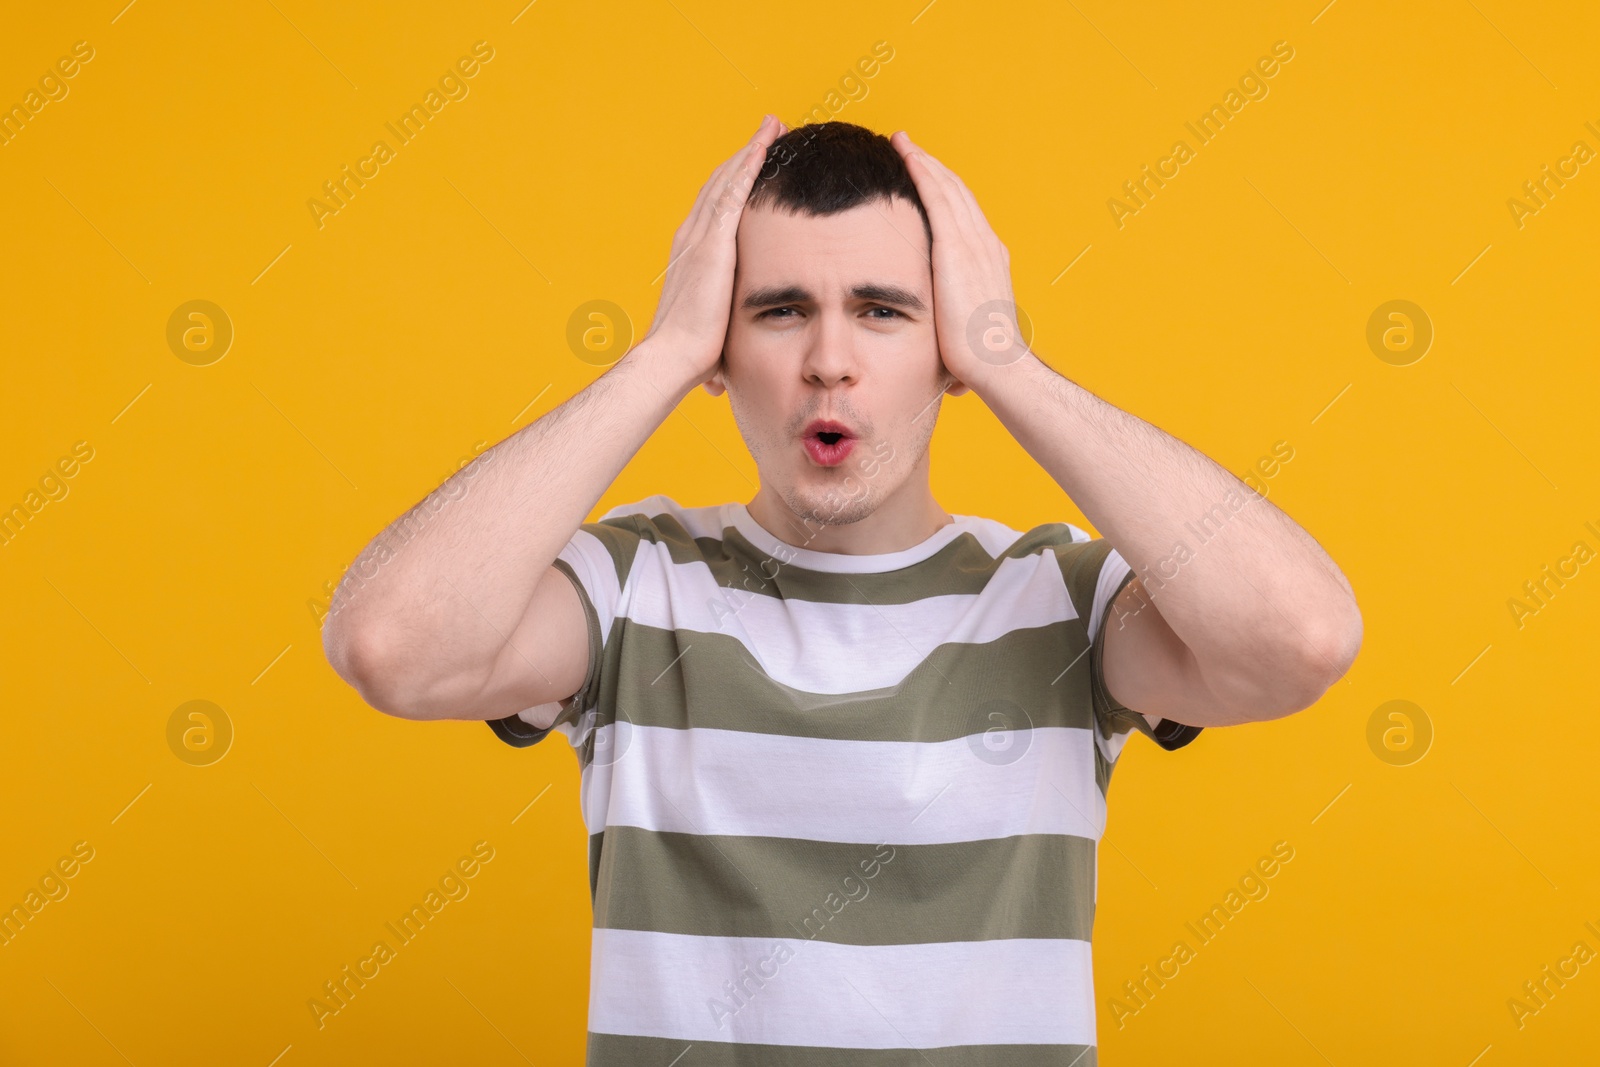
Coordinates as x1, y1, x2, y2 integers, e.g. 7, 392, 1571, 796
323, 117, 1362, 1063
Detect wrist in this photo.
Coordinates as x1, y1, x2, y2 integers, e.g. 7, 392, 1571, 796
617, 335, 712, 401
961, 347, 1045, 404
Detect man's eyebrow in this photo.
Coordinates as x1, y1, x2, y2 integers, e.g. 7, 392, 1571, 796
739, 283, 929, 312
740, 285, 810, 310
850, 283, 927, 312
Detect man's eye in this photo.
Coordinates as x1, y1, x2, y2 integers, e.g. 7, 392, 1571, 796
866, 307, 903, 320
758, 307, 797, 319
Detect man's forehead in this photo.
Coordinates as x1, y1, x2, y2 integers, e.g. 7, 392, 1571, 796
738, 281, 929, 313
733, 198, 930, 294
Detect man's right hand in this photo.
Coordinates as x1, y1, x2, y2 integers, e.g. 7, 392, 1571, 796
639, 113, 789, 388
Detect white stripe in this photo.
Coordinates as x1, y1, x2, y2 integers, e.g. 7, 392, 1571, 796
589, 928, 1096, 1048
514, 702, 560, 730
725, 501, 984, 574
619, 542, 1079, 694
588, 724, 1105, 845
1088, 547, 1131, 648
558, 528, 626, 645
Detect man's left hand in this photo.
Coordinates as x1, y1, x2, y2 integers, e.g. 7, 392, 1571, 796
890, 130, 1030, 392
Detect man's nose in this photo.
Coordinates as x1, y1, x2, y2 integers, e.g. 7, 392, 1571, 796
801, 310, 859, 388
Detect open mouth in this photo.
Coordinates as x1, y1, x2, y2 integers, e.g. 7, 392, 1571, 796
803, 420, 856, 467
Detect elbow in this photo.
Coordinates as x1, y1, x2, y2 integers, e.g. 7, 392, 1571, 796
1271, 607, 1365, 717
1200, 608, 1364, 726
1307, 603, 1364, 691
322, 618, 429, 720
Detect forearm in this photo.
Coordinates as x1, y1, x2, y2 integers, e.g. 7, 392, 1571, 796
323, 340, 697, 686
973, 353, 1360, 688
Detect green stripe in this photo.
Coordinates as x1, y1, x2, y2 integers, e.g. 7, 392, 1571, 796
579, 619, 1142, 798
598, 621, 1098, 743
583, 511, 1097, 605
588, 831, 604, 902
1058, 536, 1116, 624
582, 515, 652, 589
585, 1033, 1096, 1066
593, 827, 1097, 944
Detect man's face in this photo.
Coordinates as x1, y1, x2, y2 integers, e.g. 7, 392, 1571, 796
717, 196, 960, 529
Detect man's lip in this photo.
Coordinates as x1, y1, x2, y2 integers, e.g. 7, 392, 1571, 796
803, 419, 855, 438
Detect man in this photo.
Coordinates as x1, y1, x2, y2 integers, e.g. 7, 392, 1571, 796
323, 116, 1362, 1063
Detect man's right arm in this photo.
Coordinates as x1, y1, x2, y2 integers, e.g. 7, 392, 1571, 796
321, 348, 699, 728
321, 113, 787, 729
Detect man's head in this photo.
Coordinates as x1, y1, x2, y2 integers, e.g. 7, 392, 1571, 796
706, 122, 964, 532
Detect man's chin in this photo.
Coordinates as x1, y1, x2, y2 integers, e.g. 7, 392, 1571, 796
780, 484, 878, 530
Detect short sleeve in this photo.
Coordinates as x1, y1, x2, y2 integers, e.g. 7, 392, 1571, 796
485, 512, 649, 749
1057, 536, 1203, 761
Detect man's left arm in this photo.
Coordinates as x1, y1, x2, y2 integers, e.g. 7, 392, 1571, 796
892, 131, 1363, 728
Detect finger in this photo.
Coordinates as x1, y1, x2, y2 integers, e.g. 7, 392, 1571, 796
685, 120, 765, 230
677, 115, 770, 241
895, 131, 970, 202
892, 129, 970, 234
890, 130, 972, 245
896, 130, 992, 251
709, 117, 789, 238
691, 114, 782, 236
893, 130, 986, 237
726, 117, 783, 203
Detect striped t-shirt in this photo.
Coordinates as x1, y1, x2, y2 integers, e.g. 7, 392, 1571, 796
489, 495, 1201, 1065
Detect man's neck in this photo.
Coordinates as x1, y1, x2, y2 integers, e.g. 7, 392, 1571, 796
744, 478, 953, 556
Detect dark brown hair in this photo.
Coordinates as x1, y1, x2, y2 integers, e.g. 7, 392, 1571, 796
748, 121, 931, 251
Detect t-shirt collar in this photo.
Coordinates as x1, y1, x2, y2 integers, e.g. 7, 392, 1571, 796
724, 501, 972, 574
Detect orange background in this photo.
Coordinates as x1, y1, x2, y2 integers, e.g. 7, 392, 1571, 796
3, 1, 1597, 1063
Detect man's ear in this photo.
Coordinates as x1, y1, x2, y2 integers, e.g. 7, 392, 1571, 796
941, 365, 970, 398
701, 359, 728, 397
